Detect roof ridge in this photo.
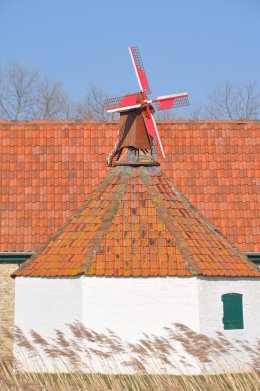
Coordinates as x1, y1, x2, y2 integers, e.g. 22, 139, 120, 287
80, 167, 134, 274
138, 166, 203, 275
1, 119, 259, 125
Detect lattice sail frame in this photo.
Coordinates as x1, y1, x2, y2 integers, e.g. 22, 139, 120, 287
153, 94, 189, 111
129, 46, 151, 95
104, 93, 142, 113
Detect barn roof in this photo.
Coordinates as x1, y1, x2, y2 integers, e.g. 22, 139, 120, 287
0, 120, 259, 253
12, 165, 259, 278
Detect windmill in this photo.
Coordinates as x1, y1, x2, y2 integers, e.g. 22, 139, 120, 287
104, 46, 189, 166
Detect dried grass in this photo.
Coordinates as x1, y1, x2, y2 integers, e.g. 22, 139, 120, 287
0, 324, 259, 391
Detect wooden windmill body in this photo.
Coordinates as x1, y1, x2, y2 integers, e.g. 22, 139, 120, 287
119, 107, 151, 150
113, 100, 157, 165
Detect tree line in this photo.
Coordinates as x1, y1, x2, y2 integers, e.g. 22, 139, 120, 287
0, 61, 259, 120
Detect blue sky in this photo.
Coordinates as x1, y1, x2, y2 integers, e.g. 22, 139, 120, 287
1, 0, 259, 106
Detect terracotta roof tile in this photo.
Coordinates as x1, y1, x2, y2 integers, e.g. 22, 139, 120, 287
12, 166, 259, 278
0, 120, 259, 253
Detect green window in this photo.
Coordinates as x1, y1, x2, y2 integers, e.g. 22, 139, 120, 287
221, 293, 244, 330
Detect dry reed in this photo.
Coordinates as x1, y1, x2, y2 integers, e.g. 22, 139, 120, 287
0, 323, 259, 391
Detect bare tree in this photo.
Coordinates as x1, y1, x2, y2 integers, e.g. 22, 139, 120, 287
0, 62, 75, 120
1, 60, 258, 122
205, 81, 260, 120
74, 85, 116, 120
186, 103, 204, 120
155, 103, 204, 120
32, 78, 72, 119
0, 61, 38, 119
155, 109, 176, 120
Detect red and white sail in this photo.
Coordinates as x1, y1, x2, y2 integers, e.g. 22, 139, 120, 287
150, 93, 189, 110
129, 46, 151, 95
142, 108, 165, 159
104, 93, 142, 113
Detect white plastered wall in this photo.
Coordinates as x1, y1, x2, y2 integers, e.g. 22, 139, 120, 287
14, 276, 200, 373
81, 276, 260, 374
81, 276, 201, 373
14, 275, 260, 374
14, 277, 83, 372
198, 277, 260, 338
198, 277, 260, 372
82, 276, 200, 339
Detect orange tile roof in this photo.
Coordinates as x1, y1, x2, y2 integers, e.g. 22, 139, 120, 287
0, 120, 259, 253
13, 166, 259, 278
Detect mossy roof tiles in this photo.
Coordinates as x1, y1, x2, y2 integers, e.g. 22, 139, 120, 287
13, 165, 259, 278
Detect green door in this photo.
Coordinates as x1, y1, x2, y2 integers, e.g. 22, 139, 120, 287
221, 293, 244, 330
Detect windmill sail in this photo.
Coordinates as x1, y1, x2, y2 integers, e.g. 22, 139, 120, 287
151, 93, 189, 110
104, 93, 142, 113
142, 109, 165, 159
129, 46, 151, 95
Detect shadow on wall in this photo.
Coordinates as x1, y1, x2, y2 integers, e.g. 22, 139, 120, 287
5, 323, 259, 375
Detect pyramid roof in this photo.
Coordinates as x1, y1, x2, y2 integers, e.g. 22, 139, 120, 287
13, 165, 259, 278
